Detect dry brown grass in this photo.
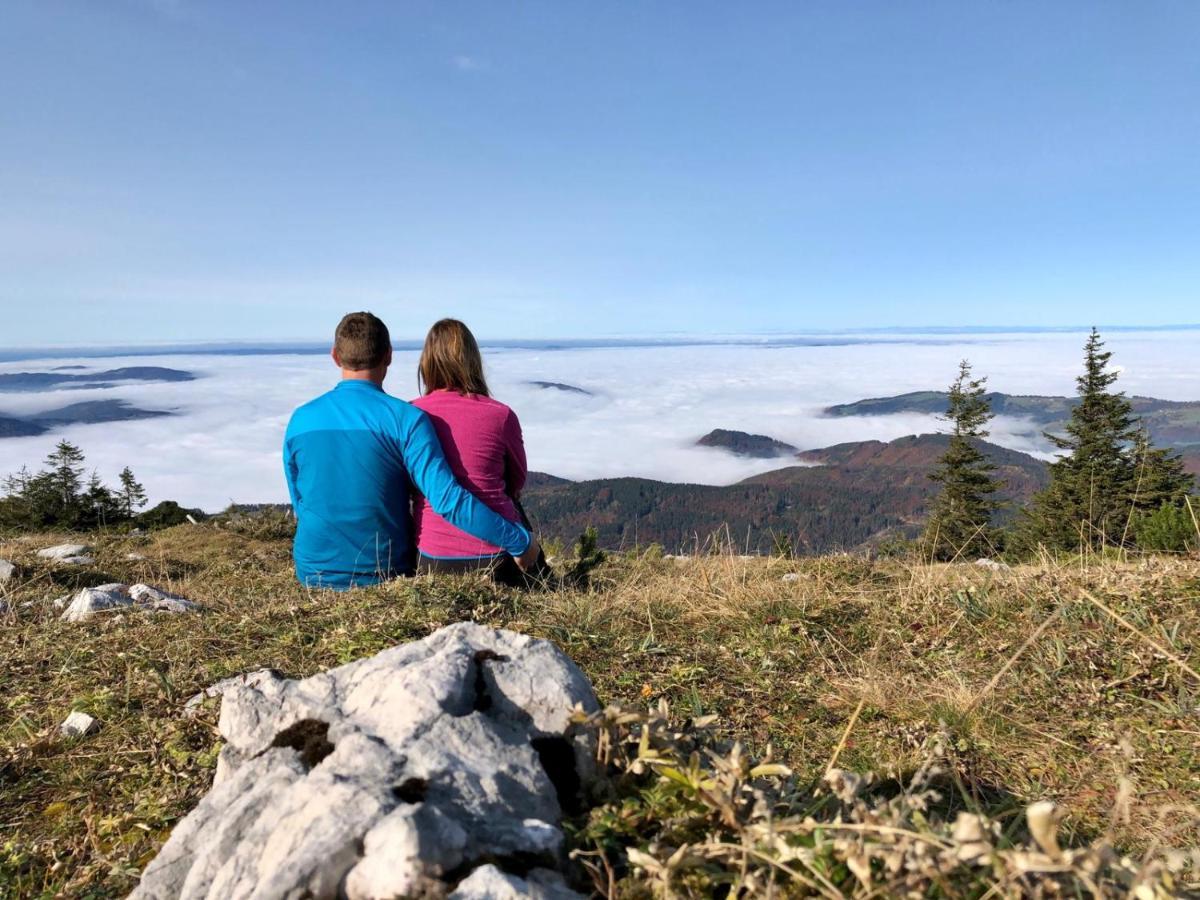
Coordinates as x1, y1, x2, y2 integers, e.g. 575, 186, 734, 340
1, 526, 1198, 896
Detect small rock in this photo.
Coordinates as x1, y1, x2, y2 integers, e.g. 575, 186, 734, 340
60, 711, 99, 738
126, 552, 147, 561
449, 864, 583, 899
61, 555, 95, 566
129, 583, 201, 614
0, 600, 9, 615
974, 558, 1010, 572
60, 583, 201, 622
61, 584, 135, 622
781, 573, 801, 582
52, 594, 72, 610
0, 559, 16, 582
37, 543, 91, 561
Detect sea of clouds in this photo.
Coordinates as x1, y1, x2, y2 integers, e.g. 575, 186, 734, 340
1, 329, 1197, 512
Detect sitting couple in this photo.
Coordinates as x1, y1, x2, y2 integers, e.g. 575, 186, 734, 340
283, 312, 542, 590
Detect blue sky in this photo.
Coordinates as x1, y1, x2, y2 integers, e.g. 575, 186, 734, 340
2, 1, 1198, 344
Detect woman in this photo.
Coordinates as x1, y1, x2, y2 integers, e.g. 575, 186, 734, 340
411, 319, 535, 585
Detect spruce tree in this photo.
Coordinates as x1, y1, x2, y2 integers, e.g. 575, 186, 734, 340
117, 466, 148, 519
45, 440, 85, 509
922, 360, 1002, 560
1127, 428, 1194, 514
83, 471, 120, 528
1024, 328, 1151, 551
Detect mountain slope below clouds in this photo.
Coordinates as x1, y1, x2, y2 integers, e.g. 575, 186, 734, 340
522, 433, 1048, 554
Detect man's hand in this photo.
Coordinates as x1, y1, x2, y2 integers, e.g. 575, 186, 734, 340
515, 537, 541, 572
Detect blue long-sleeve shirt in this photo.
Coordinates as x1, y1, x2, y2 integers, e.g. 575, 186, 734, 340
283, 379, 531, 589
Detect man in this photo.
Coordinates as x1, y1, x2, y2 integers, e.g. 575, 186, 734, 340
283, 312, 539, 589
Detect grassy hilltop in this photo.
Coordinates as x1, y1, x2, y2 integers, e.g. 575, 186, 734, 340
1, 524, 1199, 897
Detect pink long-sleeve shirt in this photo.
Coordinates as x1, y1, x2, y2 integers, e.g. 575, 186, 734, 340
410, 389, 528, 558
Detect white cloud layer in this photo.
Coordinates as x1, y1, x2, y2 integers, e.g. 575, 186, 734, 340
1, 330, 1197, 512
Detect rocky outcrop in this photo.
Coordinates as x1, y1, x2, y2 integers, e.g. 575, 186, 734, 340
60, 583, 200, 622
132, 623, 600, 900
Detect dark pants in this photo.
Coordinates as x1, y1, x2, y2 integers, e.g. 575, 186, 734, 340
415, 499, 552, 589
416, 553, 530, 588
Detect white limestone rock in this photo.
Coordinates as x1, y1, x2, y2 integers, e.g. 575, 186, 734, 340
60, 583, 201, 622
131, 623, 597, 900
781, 572, 801, 582
974, 558, 1010, 572
129, 583, 201, 614
37, 543, 91, 561
61, 584, 135, 622
60, 711, 98, 738
182, 669, 280, 719
448, 864, 582, 899
0, 559, 15, 582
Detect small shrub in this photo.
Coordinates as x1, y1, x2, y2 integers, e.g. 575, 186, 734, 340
1133, 502, 1198, 553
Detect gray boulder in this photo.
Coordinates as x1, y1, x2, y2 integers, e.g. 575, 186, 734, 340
61, 583, 201, 622
131, 623, 598, 900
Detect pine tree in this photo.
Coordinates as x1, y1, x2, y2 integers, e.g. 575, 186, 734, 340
45, 440, 85, 510
1023, 328, 1152, 551
83, 471, 121, 528
117, 466, 148, 519
922, 360, 1003, 560
1127, 428, 1194, 514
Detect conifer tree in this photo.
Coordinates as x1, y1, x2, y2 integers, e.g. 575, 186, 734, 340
84, 471, 120, 528
1127, 428, 1194, 514
117, 466, 149, 519
922, 360, 1002, 560
1021, 328, 1189, 551
45, 440, 85, 509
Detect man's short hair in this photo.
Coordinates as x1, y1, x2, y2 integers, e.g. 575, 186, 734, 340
334, 312, 391, 371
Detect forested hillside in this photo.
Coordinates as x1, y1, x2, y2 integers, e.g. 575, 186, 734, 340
522, 433, 1048, 552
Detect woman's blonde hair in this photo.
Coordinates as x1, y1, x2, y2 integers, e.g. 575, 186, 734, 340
418, 318, 490, 397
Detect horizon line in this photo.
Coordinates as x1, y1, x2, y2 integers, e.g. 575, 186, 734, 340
1, 323, 1198, 363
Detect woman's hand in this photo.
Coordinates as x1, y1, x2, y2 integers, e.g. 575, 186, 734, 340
515, 537, 541, 572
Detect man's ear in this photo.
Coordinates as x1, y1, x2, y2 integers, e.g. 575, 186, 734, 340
330, 346, 341, 368
383, 347, 393, 368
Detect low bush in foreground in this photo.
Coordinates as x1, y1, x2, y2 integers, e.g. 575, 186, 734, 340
0, 526, 1197, 896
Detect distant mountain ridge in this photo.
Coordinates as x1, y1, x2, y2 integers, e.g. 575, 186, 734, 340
0, 400, 175, 438
522, 433, 1048, 554
0, 366, 195, 392
826, 390, 1200, 446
